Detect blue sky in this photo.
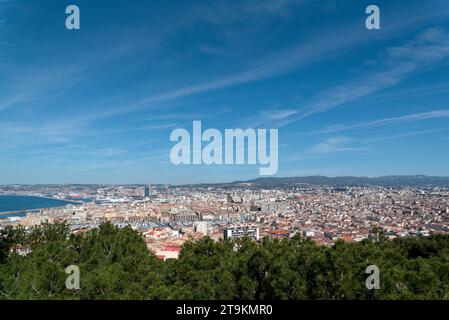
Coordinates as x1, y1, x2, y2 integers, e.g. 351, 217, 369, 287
1, 0, 449, 184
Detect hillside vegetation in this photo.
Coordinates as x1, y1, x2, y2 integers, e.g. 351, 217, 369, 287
1, 222, 449, 300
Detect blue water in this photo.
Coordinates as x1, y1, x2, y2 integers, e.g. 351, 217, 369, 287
1, 212, 27, 219
0, 195, 77, 218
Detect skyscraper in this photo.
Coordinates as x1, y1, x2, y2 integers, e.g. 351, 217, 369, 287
144, 186, 150, 198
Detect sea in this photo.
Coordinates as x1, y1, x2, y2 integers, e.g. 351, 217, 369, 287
0, 195, 78, 219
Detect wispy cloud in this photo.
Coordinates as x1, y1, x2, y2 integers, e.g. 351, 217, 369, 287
0, 0, 13, 63
317, 109, 449, 134
2, 1, 446, 123
86, 4, 449, 121
0, 43, 137, 113
0, 1, 305, 116
135, 123, 179, 131
307, 137, 364, 155
261, 109, 298, 121
196, 0, 307, 23
0, 118, 91, 146
277, 28, 449, 126
285, 127, 449, 162
348, 82, 449, 107
0, 65, 87, 112
51, 144, 128, 158
246, 109, 298, 127
362, 127, 449, 145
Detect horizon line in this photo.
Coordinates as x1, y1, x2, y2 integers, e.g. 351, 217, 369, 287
2, 174, 449, 187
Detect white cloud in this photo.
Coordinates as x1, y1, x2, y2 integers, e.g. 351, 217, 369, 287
280, 28, 449, 126
307, 137, 363, 155
319, 110, 449, 134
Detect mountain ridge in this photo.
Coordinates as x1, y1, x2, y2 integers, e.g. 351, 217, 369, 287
223, 175, 449, 187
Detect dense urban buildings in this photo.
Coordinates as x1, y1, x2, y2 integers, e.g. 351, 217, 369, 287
1, 182, 448, 261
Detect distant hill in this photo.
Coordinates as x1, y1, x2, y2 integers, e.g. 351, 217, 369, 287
225, 175, 449, 187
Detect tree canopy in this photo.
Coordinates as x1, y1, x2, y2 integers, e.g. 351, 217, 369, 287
1, 222, 449, 300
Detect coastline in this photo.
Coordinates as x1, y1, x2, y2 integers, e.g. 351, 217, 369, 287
0, 195, 81, 218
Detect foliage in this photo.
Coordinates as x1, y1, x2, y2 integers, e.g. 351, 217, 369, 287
1, 222, 449, 300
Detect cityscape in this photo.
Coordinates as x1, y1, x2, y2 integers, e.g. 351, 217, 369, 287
1, 178, 449, 261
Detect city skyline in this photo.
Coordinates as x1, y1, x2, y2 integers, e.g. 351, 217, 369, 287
2, 174, 449, 187
1, 0, 449, 184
